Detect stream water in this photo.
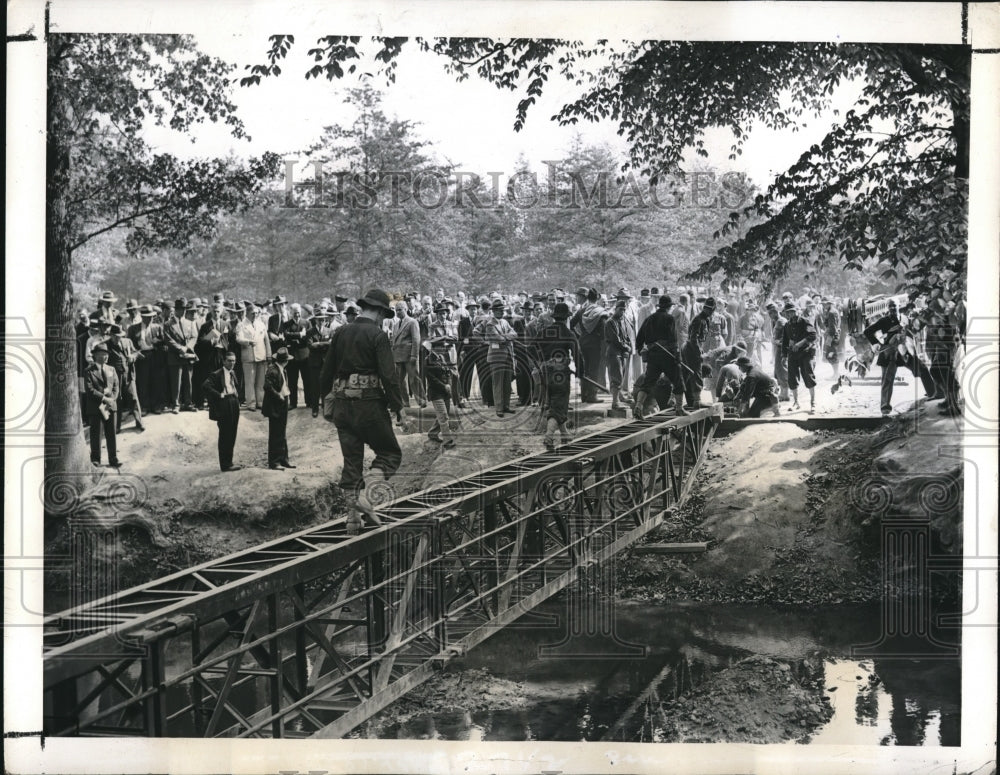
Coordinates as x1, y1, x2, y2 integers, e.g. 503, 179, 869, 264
378, 600, 961, 744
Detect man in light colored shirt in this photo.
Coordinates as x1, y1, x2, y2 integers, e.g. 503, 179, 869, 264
233, 302, 271, 410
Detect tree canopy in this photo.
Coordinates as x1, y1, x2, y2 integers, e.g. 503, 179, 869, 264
248, 37, 969, 298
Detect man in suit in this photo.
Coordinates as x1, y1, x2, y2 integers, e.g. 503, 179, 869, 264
106, 323, 144, 432
281, 303, 309, 409
162, 299, 199, 413
128, 305, 160, 414
391, 301, 425, 407
202, 351, 244, 471
85, 343, 121, 468
262, 347, 294, 470
93, 291, 120, 325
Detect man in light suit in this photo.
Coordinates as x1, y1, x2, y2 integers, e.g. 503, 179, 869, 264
391, 301, 425, 407
202, 351, 244, 472
85, 343, 121, 468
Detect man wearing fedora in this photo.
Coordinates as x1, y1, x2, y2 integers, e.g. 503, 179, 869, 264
268, 294, 290, 352
262, 347, 295, 470
474, 298, 519, 417
162, 299, 199, 413
94, 291, 119, 325
202, 350, 244, 472
106, 323, 144, 432
85, 343, 121, 468
234, 302, 271, 411
128, 305, 161, 414
319, 288, 404, 534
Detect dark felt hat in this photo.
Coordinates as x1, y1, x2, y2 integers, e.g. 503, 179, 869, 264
552, 302, 571, 319
358, 289, 392, 311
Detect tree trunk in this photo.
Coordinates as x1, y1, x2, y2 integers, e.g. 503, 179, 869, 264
46, 102, 92, 513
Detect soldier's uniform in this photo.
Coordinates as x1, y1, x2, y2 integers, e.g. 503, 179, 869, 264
319, 289, 404, 533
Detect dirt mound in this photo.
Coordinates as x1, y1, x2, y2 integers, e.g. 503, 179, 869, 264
658, 655, 833, 743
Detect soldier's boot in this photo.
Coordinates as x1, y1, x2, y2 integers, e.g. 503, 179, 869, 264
347, 469, 391, 535
673, 393, 688, 415
543, 417, 557, 450
610, 388, 621, 411
632, 391, 648, 420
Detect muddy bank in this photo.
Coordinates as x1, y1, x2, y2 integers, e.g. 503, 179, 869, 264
616, 409, 963, 606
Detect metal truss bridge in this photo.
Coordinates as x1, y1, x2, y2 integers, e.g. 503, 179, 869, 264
44, 406, 721, 738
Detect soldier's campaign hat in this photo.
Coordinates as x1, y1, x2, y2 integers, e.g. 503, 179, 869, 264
273, 295, 287, 305
657, 295, 673, 308
99, 291, 118, 304
91, 342, 109, 354
702, 297, 717, 311
552, 302, 571, 319
274, 347, 291, 362
357, 288, 393, 311
491, 298, 506, 310
139, 304, 156, 317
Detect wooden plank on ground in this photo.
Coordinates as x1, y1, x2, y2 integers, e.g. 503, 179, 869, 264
633, 542, 708, 555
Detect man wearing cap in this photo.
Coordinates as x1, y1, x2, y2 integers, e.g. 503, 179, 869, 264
262, 347, 294, 470
85, 343, 121, 468
474, 298, 519, 417
532, 301, 582, 450
319, 289, 404, 534
390, 301, 426, 408
234, 303, 271, 411
202, 350, 244, 471
604, 299, 633, 412
765, 302, 791, 401
634, 295, 688, 418
682, 298, 716, 409
781, 303, 818, 413
818, 297, 843, 379
864, 299, 935, 416
106, 323, 144, 432
735, 356, 781, 417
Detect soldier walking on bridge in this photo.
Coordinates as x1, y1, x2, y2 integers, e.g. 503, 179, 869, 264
781, 302, 818, 414
319, 288, 404, 535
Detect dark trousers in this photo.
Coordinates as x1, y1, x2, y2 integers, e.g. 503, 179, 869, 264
786, 352, 816, 390
636, 350, 682, 395
308, 360, 324, 410
268, 406, 289, 465
880, 353, 935, 413
490, 362, 513, 412
216, 395, 240, 470
135, 355, 154, 411
151, 350, 170, 409
286, 359, 302, 408
169, 362, 194, 408
746, 394, 778, 417
681, 341, 704, 405
580, 334, 605, 400
89, 410, 118, 465
332, 399, 402, 493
